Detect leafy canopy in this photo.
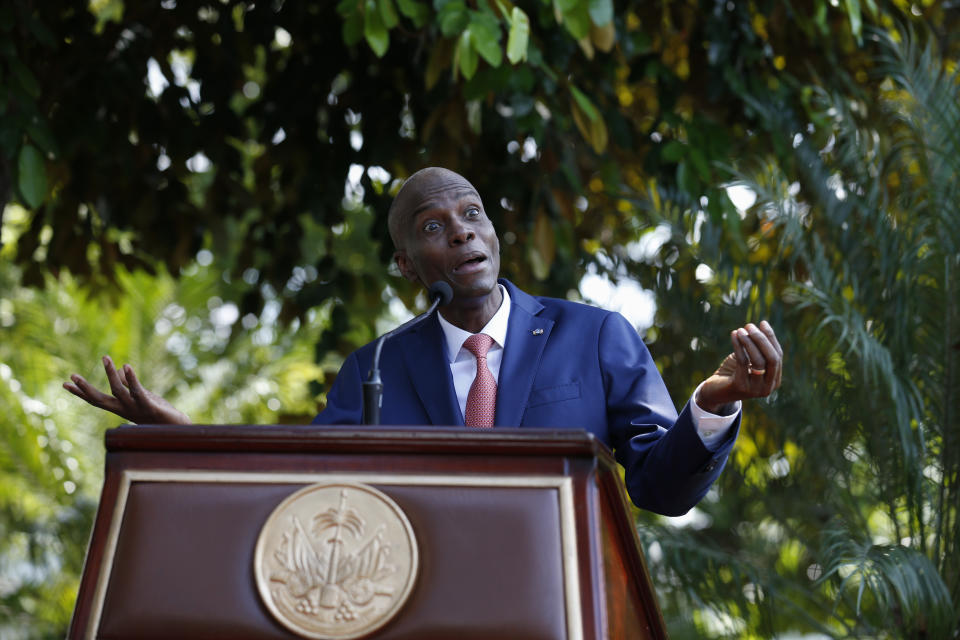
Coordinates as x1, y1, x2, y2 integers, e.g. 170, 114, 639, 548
2, 0, 959, 637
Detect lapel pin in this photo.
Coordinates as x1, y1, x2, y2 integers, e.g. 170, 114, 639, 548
531, 328, 544, 336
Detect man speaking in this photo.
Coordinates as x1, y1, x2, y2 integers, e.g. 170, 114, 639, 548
65, 167, 782, 516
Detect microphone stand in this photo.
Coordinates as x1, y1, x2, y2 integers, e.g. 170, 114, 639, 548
362, 282, 452, 425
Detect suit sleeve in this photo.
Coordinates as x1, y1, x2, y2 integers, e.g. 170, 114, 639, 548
312, 352, 364, 425
599, 312, 740, 516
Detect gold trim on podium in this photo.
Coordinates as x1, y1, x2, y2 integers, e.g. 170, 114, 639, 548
85, 470, 582, 640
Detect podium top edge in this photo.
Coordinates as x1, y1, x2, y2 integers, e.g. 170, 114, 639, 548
104, 425, 614, 460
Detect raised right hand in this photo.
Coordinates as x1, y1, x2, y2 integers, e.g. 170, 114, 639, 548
695, 320, 783, 414
63, 356, 191, 425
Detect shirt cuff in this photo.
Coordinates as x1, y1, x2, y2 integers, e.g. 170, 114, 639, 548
690, 381, 740, 451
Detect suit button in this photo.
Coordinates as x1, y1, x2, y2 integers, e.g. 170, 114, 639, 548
703, 460, 717, 472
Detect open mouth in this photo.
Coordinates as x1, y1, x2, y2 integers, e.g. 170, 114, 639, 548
454, 254, 487, 272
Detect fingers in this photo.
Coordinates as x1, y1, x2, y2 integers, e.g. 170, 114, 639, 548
739, 321, 783, 389
66, 373, 105, 402
758, 320, 783, 388
730, 329, 750, 368
63, 356, 142, 421
116, 364, 129, 388
735, 327, 767, 371
123, 364, 147, 399
758, 320, 783, 359
727, 320, 783, 394
103, 355, 133, 404
63, 373, 123, 413
63, 379, 87, 400
752, 321, 782, 387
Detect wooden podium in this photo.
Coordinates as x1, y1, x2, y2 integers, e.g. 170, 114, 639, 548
70, 426, 667, 639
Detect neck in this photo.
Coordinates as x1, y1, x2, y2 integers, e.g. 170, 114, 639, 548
439, 286, 503, 333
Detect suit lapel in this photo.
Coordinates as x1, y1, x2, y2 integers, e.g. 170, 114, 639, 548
399, 315, 462, 426
495, 281, 553, 427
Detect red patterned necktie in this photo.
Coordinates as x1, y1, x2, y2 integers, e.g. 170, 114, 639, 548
463, 333, 496, 428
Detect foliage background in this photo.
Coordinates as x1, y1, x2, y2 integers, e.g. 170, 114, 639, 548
1, 0, 958, 636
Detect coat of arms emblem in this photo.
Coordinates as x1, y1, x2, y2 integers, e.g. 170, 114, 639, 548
254, 483, 419, 639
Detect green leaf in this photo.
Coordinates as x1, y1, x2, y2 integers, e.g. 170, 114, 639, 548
506, 7, 530, 64
587, 0, 613, 26
676, 160, 696, 194
364, 0, 390, 57
661, 140, 685, 163
18, 144, 47, 209
570, 90, 607, 153
561, 3, 590, 40
813, 0, 828, 34
342, 11, 364, 45
571, 100, 609, 154
469, 10, 500, 35
397, 0, 429, 26
378, 0, 399, 29
90, 0, 124, 29
457, 29, 478, 79
844, 0, 862, 39
569, 85, 598, 121
554, 0, 578, 13
689, 148, 710, 180
469, 12, 502, 67
438, 0, 469, 36
397, 0, 420, 16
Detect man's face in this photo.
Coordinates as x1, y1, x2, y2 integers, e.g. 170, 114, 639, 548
392, 169, 500, 303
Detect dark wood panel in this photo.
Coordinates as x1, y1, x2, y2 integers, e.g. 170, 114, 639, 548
70, 426, 667, 639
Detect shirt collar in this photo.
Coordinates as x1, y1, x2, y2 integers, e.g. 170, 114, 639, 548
437, 284, 511, 363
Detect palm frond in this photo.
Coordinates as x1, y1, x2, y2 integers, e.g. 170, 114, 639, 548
819, 521, 955, 636
643, 18, 960, 637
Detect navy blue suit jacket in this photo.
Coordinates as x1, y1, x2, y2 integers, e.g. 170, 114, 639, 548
314, 279, 739, 515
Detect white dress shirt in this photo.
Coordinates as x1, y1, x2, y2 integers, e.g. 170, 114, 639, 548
437, 284, 739, 450
438, 285, 512, 417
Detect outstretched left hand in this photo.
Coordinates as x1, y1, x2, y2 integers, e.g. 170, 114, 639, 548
63, 356, 191, 425
695, 321, 783, 414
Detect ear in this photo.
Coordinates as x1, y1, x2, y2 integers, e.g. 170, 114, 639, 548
394, 251, 418, 282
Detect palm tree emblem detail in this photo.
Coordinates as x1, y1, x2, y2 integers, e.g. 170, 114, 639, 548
257, 482, 418, 637
313, 489, 365, 609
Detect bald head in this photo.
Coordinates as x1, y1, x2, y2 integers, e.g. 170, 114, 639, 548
387, 166, 501, 328
387, 167, 482, 250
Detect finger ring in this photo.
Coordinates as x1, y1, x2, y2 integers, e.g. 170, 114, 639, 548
748, 367, 766, 375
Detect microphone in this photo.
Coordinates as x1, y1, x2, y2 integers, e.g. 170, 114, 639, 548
362, 281, 453, 425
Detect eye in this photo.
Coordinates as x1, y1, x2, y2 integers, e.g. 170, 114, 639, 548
465, 207, 481, 219
423, 221, 440, 233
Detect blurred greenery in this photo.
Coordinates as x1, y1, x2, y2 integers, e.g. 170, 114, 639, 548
1, 0, 958, 636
